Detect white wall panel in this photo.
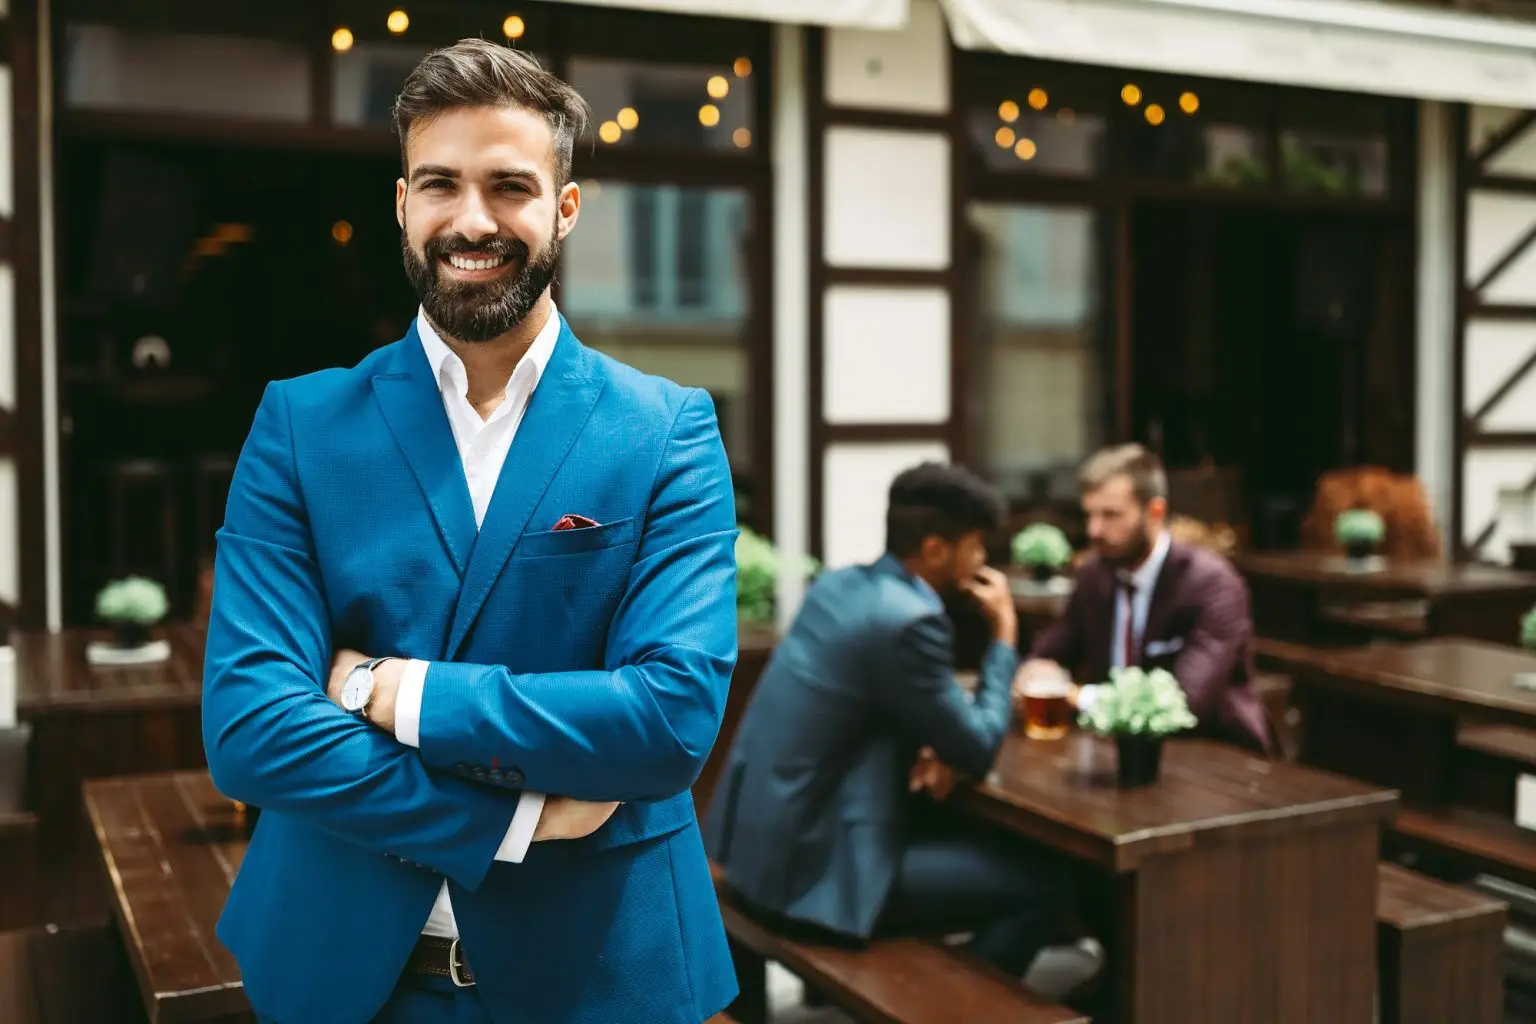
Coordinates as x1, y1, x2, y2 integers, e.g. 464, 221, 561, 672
823, 440, 949, 569
1466, 192, 1536, 287
1465, 320, 1536, 416
825, 0, 948, 113
1464, 447, 1536, 561
824, 285, 949, 424
0, 263, 14, 412
824, 127, 949, 269
0, 457, 18, 606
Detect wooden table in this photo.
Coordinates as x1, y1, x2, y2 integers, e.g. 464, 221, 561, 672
16, 623, 208, 925
84, 771, 251, 1023
1235, 552, 1536, 645
1262, 637, 1536, 807
958, 732, 1398, 1023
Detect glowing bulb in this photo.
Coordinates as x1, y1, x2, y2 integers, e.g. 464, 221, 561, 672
502, 14, 526, 39
1145, 103, 1166, 126
598, 121, 622, 144
733, 57, 753, 78
617, 107, 639, 130
732, 127, 752, 149
1014, 138, 1037, 161
1058, 108, 1076, 125
994, 126, 1016, 149
1121, 83, 1142, 106
1027, 88, 1048, 110
331, 220, 353, 245
1179, 91, 1199, 114
998, 100, 1020, 123
698, 104, 720, 127
386, 9, 409, 34
331, 27, 354, 51
707, 75, 729, 99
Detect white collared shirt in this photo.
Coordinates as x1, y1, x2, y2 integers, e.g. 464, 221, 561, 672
392, 302, 561, 939
1079, 530, 1171, 714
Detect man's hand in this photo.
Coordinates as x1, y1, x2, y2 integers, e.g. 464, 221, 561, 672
908, 746, 959, 801
533, 796, 621, 842
961, 566, 1018, 648
325, 648, 404, 733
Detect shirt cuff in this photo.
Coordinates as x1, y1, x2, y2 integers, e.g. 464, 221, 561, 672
394, 659, 429, 748
495, 792, 546, 863
1076, 684, 1102, 715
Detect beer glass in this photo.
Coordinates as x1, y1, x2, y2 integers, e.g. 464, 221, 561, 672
1021, 676, 1073, 740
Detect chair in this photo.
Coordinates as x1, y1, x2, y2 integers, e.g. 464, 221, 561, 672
1300, 467, 1441, 561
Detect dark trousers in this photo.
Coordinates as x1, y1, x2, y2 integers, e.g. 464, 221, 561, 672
370, 970, 496, 1024
875, 819, 1069, 977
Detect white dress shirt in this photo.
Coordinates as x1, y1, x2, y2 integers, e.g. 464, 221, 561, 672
1079, 530, 1171, 713
390, 303, 561, 939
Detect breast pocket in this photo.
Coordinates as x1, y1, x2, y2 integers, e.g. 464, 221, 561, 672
517, 516, 639, 558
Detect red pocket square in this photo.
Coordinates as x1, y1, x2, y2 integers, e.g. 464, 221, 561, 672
552, 513, 601, 531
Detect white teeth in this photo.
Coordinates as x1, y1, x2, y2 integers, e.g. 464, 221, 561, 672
448, 254, 505, 271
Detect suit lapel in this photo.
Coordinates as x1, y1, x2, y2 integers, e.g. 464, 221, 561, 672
447, 322, 604, 657
372, 327, 477, 577
1141, 541, 1187, 655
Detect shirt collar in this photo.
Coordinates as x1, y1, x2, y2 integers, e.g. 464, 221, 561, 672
1117, 530, 1171, 593
416, 302, 561, 397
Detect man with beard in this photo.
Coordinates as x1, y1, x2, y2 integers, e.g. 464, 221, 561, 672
1017, 444, 1273, 754
203, 39, 739, 1024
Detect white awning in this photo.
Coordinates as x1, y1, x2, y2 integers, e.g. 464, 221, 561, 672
941, 0, 1536, 108
555, 0, 908, 29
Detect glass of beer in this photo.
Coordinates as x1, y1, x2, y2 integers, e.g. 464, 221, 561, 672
1021, 676, 1074, 741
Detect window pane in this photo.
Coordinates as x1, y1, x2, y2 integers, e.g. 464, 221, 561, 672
561, 181, 757, 514
568, 57, 756, 153
64, 24, 310, 121
966, 202, 1107, 504
1122, 83, 1269, 188
1279, 97, 1391, 198
967, 66, 1108, 177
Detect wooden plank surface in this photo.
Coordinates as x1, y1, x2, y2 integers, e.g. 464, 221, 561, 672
0, 925, 148, 1024
958, 733, 1398, 872
1376, 863, 1506, 941
1233, 553, 1536, 597
16, 624, 205, 713
84, 772, 249, 1023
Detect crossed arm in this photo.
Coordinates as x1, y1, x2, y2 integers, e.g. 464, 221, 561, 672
202, 382, 737, 891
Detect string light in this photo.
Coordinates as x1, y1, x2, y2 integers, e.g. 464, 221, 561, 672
707, 75, 729, 99
1179, 91, 1200, 114
995, 126, 1016, 149
733, 57, 752, 78
732, 128, 752, 148
1145, 103, 1166, 126
332, 220, 354, 245
386, 9, 409, 34
1027, 88, 1048, 110
617, 107, 639, 130
998, 100, 1020, 123
1121, 83, 1142, 106
598, 121, 622, 143
502, 14, 526, 39
1058, 108, 1076, 125
331, 27, 354, 51
698, 104, 720, 127
1014, 138, 1037, 161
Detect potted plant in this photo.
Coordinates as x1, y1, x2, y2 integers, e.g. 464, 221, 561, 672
95, 575, 169, 649
1011, 522, 1073, 583
1078, 667, 1198, 787
1335, 508, 1386, 563
736, 526, 818, 626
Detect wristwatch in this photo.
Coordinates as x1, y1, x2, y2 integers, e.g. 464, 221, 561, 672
340, 657, 397, 718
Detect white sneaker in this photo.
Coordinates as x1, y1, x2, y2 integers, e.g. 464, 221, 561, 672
1022, 937, 1105, 1000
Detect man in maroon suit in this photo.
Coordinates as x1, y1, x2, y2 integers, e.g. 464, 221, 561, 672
1017, 445, 1273, 754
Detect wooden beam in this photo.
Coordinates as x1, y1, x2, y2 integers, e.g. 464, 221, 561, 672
1465, 431, 1536, 447
1468, 346, 1536, 425
1473, 109, 1536, 170
1470, 218, 1536, 295
1466, 300, 1536, 321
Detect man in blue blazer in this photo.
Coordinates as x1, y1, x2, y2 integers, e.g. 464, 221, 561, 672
203, 40, 738, 1023
705, 464, 1076, 989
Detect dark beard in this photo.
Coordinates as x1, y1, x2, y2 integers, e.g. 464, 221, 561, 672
401, 225, 560, 343
1101, 529, 1153, 570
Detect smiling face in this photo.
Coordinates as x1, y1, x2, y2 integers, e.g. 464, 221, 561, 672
395, 104, 581, 342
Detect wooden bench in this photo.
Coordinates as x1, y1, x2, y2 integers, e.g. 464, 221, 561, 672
1390, 804, 1536, 890
1376, 863, 1506, 1024
712, 864, 1087, 1024
0, 925, 148, 1024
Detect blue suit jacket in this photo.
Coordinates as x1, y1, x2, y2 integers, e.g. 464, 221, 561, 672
203, 316, 739, 1024
704, 555, 1017, 939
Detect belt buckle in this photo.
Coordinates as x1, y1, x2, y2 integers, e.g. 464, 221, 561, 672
448, 937, 473, 988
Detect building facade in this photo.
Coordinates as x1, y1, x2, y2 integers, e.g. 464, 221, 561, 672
0, 0, 1533, 629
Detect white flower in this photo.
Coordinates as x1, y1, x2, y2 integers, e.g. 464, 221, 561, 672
1078, 666, 1198, 737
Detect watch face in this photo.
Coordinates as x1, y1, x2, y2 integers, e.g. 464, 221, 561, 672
340, 665, 373, 712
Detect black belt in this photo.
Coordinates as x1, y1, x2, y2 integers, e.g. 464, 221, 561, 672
406, 936, 476, 987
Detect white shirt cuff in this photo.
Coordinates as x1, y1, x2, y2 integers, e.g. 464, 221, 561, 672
1077, 684, 1102, 715
394, 659, 429, 748
495, 792, 545, 863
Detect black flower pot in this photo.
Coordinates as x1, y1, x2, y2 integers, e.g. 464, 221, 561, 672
1343, 540, 1376, 562
1029, 564, 1056, 583
112, 622, 150, 649
1115, 734, 1164, 788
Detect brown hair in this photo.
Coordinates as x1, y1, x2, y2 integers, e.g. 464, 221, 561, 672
1078, 443, 1168, 505
392, 38, 591, 186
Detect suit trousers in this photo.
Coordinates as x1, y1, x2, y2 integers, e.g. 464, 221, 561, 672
371, 970, 496, 1024
876, 815, 1069, 977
